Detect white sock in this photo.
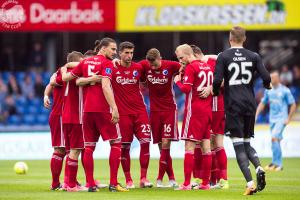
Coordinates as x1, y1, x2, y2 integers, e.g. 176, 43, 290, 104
247, 180, 254, 188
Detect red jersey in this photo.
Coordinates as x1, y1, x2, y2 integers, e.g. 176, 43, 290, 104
71, 54, 113, 113
112, 62, 147, 115
139, 60, 180, 111
182, 60, 213, 114
207, 58, 224, 112
62, 68, 83, 124
50, 68, 64, 116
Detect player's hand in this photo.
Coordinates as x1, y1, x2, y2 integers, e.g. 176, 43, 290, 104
179, 64, 186, 74
43, 95, 51, 109
111, 107, 120, 124
284, 118, 290, 125
174, 74, 181, 83
66, 62, 79, 68
60, 66, 67, 74
198, 86, 211, 98
112, 58, 120, 68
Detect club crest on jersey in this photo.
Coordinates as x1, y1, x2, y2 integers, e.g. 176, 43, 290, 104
162, 69, 168, 75
133, 70, 139, 77
105, 68, 112, 75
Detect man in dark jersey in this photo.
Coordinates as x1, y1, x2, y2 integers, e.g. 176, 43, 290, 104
213, 26, 271, 195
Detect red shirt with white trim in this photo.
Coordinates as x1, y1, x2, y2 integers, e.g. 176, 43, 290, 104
111, 62, 147, 115
139, 60, 180, 111
182, 60, 213, 114
207, 58, 224, 112
62, 68, 82, 124
71, 54, 113, 113
50, 68, 64, 116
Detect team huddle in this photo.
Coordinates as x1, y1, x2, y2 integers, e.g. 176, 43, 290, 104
44, 26, 270, 195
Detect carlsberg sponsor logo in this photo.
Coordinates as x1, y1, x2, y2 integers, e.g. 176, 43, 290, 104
147, 75, 168, 84
135, 4, 286, 26
30, 2, 103, 24
116, 76, 137, 85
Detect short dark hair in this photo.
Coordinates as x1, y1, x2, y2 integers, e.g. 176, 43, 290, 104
146, 48, 160, 62
94, 37, 116, 52
67, 51, 83, 62
84, 50, 97, 58
190, 44, 203, 55
230, 26, 246, 43
119, 41, 135, 52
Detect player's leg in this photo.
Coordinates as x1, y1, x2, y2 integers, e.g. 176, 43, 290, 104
118, 115, 134, 188
192, 142, 202, 188
210, 137, 219, 187
66, 124, 86, 192
49, 115, 66, 190
270, 122, 285, 171
82, 113, 101, 192
226, 113, 256, 195
243, 115, 266, 192
214, 134, 228, 188
180, 140, 196, 190
199, 138, 212, 189
121, 143, 133, 187
100, 113, 127, 192
135, 113, 152, 188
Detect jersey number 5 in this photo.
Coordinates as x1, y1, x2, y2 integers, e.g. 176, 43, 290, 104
228, 62, 252, 86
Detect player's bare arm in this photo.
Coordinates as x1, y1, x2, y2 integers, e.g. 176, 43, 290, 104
102, 77, 119, 124
61, 66, 76, 82
75, 74, 102, 86
43, 83, 53, 109
285, 102, 297, 125
255, 102, 266, 122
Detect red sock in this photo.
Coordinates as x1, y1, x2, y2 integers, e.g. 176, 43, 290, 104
183, 151, 194, 186
210, 151, 218, 185
216, 147, 228, 180
50, 152, 65, 188
64, 153, 69, 186
157, 148, 169, 180
201, 152, 212, 185
67, 157, 78, 188
140, 142, 150, 180
109, 142, 121, 186
166, 152, 175, 180
121, 144, 132, 183
193, 145, 202, 179
83, 146, 96, 187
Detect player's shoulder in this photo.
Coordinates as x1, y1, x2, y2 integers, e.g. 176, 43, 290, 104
280, 84, 291, 92
138, 59, 148, 66
131, 61, 143, 70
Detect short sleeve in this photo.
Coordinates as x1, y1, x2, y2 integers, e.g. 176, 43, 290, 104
101, 60, 113, 79
168, 61, 181, 74
285, 88, 295, 105
55, 69, 63, 86
71, 61, 83, 78
261, 90, 269, 105
183, 65, 194, 85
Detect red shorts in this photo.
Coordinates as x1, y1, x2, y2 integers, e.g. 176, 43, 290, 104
49, 114, 65, 147
63, 123, 84, 150
211, 111, 225, 135
83, 112, 121, 145
150, 110, 179, 144
181, 113, 211, 142
119, 113, 151, 144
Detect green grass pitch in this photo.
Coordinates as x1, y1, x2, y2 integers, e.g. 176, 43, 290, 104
1, 158, 300, 200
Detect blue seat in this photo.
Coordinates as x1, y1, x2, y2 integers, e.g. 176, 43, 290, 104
40, 107, 50, 115
1, 71, 11, 83
42, 72, 51, 85
15, 71, 25, 83
7, 115, 21, 125
30, 97, 41, 107
22, 114, 36, 125
16, 105, 26, 114
36, 114, 48, 125
28, 105, 38, 114
15, 96, 27, 107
